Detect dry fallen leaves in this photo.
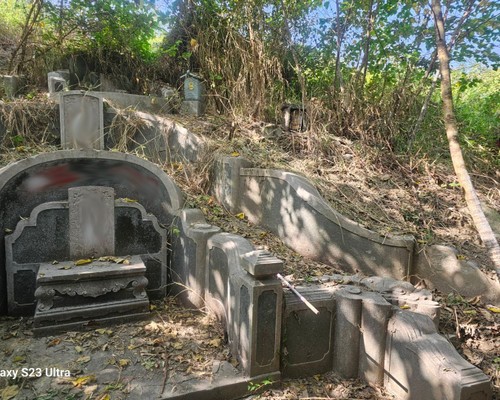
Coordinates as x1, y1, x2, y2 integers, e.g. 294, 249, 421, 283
0, 385, 19, 400
74, 259, 92, 266
70, 375, 96, 388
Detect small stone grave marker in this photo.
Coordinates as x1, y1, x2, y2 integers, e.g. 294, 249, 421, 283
60, 92, 104, 149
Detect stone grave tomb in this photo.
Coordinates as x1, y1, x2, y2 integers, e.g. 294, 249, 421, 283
5, 184, 166, 335
0, 150, 494, 399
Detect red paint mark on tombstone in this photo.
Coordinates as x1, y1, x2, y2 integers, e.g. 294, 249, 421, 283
24, 164, 82, 192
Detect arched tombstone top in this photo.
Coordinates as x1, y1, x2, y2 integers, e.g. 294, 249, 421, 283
0, 150, 184, 314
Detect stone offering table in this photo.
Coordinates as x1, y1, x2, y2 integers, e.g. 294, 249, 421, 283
34, 255, 149, 335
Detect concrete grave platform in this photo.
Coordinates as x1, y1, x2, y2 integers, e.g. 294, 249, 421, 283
0, 125, 495, 399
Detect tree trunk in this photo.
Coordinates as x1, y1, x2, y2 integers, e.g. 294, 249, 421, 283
431, 0, 500, 276
358, 0, 377, 88
412, 0, 477, 139
333, 0, 344, 93
8, 0, 44, 74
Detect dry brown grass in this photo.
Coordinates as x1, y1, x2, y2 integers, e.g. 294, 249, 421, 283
0, 96, 59, 167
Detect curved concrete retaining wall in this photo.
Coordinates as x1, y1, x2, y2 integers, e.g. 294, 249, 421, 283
214, 156, 415, 279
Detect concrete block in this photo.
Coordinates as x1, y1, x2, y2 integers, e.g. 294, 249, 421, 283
206, 233, 283, 377
60, 92, 104, 150
183, 74, 205, 101
48, 70, 69, 93
358, 292, 392, 385
181, 100, 205, 116
33, 255, 149, 335
384, 311, 492, 400
2, 75, 23, 98
240, 250, 283, 278
206, 233, 253, 334
239, 270, 282, 377
282, 287, 335, 378
170, 209, 220, 308
48, 76, 67, 93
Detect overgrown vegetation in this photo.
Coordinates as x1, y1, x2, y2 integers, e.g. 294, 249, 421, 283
0, 1, 498, 250
1, 0, 498, 166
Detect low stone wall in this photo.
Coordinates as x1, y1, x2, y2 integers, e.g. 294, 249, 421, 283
171, 209, 283, 378
129, 111, 207, 164
52, 90, 174, 115
213, 156, 415, 279
168, 208, 492, 398
281, 282, 491, 399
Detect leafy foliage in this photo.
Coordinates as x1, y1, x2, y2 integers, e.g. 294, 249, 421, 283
0, 0, 498, 163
